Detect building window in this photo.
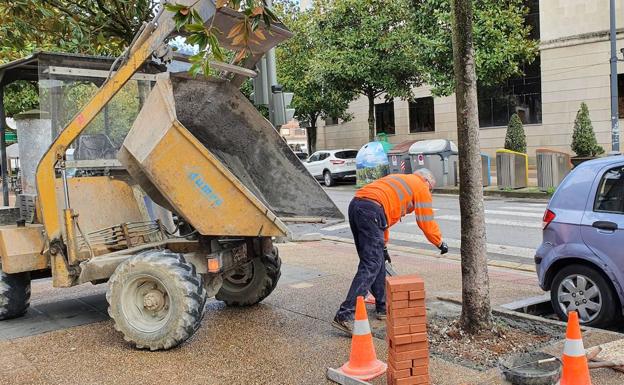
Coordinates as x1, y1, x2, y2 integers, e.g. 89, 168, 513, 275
477, 0, 541, 128
375, 102, 395, 135
409, 97, 435, 133
325, 116, 339, 125
618, 74, 624, 119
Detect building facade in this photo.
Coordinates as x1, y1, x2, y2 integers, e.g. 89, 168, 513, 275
314, 0, 624, 161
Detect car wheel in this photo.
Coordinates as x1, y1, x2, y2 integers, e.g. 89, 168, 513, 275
324, 171, 334, 187
550, 264, 618, 327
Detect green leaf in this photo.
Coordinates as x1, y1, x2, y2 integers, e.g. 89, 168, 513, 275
165, 4, 187, 12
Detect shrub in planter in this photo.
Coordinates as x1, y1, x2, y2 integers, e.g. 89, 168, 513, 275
572, 102, 603, 159
504, 113, 527, 153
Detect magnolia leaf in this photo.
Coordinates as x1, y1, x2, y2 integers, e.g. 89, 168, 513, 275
253, 29, 266, 41
233, 49, 247, 63
227, 22, 244, 39
252, 6, 263, 16
231, 33, 246, 46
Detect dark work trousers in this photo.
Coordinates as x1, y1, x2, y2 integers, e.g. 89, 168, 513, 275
335, 198, 387, 321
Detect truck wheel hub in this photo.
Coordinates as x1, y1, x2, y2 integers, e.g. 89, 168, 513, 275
144, 290, 165, 312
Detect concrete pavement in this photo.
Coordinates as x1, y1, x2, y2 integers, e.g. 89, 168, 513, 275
0, 240, 622, 385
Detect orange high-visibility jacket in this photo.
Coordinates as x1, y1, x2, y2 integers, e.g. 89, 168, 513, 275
355, 174, 442, 247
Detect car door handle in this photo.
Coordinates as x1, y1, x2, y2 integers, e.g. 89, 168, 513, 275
592, 221, 618, 231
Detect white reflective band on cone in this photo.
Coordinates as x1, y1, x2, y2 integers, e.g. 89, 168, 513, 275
353, 319, 371, 336
563, 339, 586, 357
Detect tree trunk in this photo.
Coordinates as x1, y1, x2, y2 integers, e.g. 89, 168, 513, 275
367, 92, 375, 142
451, 0, 493, 334
307, 121, 317, 154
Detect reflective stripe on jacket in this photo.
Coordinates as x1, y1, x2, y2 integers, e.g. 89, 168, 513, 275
354, 174, 442, 247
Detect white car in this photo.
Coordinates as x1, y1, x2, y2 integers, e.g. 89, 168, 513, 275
304, 149, 357, 186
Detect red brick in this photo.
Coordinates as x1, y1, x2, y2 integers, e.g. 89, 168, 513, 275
388, 363, 411, 379
388, 300, 409, 309
388, 316, 427, 327
412, 356, 430, 368
395, 341, 428, 353
410, 324, 427, 333
389, 348, 429, 362
389, 307, 427, 319
409, 290, 426, 300
389, 281, 425, 293
395, 375, 430, 385
411, 332, 427, 343
387, 291, 409, 301
386, 275, 425, 293
408, 299, 425, 308
411, 365, 429, 376
388, 357, 412, 370
387, 325, 410, 337
388, 333, 412, 346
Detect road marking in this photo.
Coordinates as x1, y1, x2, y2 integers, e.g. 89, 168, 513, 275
484, 209, 543, 218
322, 223, 351, 231
390, 232, 536, 259
499, 206, 546, 212
434, 214, 541, 228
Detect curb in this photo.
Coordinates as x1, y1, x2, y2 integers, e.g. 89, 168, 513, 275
321, 235, 536, 273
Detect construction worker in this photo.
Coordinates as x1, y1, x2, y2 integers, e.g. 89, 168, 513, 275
332, 168, 448, 334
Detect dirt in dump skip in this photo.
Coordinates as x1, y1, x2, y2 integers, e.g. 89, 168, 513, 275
170, 74, 342, 219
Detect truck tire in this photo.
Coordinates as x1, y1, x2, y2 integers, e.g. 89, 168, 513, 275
107, 250, 207, 350
216, 247, 281, 307
550, 264, 618, 328
0, 269, 30, 320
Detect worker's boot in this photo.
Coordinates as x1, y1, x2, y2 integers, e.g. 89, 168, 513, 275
331, 316, 353, 336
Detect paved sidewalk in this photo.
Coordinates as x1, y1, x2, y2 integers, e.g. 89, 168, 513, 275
0, 240, 621, 385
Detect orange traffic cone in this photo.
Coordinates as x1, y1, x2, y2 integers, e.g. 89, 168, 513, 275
560, 311, 592, 385
337, 296, 387, 381
364, 292, 376, 305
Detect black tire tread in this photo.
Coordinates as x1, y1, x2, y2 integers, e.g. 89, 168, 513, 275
107, 250, 207, 350
324, 171, 334, 187
216, 247, 281, 307
0, 269, 31, 320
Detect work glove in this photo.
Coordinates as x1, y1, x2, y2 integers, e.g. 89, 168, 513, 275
383, 246, 391, 263
438, 241, 449, 255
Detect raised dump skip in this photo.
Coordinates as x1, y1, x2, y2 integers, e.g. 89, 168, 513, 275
120, 73, 342, 237
171, 74, 341, 219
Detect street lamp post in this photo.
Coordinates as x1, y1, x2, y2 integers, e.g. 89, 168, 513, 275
609, 0, 620, 153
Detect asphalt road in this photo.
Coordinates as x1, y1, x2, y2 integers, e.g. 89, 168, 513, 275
321, 186, 547, 265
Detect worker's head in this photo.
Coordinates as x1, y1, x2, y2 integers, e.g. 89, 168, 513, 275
414, 168, 436, 192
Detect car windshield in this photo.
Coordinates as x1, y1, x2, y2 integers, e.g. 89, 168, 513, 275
334, 150, 357, 159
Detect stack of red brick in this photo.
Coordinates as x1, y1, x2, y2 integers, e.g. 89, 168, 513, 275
386, 275, 429, 385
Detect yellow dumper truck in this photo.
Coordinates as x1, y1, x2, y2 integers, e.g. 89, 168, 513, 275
0, 2, 341, 350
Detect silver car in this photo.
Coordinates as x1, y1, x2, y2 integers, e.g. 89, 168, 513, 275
536, 156, 624, 327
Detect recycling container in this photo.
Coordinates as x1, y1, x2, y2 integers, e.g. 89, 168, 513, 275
496, 149, 528, 189
536, 148, 572, 191
482, 153, 491, 187
388, 140, 419, 174
408, 139, 458, 187
355, 141, 390, 187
